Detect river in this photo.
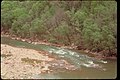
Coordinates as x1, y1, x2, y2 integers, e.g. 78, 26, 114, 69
1, 37, 117, 79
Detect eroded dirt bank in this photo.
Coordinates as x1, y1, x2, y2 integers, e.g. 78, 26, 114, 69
1, 44, 76, 79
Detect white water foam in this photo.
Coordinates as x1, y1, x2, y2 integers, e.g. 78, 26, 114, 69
48, 48, 107, 70
100, 60, 107, 63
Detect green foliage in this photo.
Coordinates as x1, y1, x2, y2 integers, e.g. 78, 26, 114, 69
55, 22, 69, 36
30, 18, 45, 36
51, 21, 71, 45
21, 23, 30, 38
11, 20, 22, 35
1, 1, 117, 56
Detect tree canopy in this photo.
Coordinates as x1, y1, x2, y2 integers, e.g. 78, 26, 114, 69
1, 1, 117, 57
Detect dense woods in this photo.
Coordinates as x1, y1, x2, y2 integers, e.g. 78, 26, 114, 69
1, 1, 117, 57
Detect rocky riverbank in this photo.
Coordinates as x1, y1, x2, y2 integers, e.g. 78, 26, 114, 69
1, 44, 76, 79
1, 32, 76, 49
1, 33, 117, 60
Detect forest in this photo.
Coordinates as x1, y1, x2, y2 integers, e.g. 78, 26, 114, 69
1, 1, 117, 58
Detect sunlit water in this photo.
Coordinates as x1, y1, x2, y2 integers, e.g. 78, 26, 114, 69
1, 37, 117, 79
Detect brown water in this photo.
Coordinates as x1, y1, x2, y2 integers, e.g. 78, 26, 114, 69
1, 37, 117, 79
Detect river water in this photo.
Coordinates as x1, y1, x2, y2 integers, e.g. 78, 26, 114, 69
1, 37, 117, 79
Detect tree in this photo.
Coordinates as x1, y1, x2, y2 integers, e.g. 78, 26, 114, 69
1, 1, 117, 57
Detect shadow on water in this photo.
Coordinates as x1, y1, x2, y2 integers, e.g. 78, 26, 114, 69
1, 37, 117, 79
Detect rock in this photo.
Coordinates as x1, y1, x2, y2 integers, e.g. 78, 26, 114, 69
102, 68, 106, 71
21, 39, 25, 42
12, 37, 16, 40
41, 65, 49, 72
76, 45, 82, 50
28, 41, 32, 43
65, 65, 76, 70
1, 44, 56, 79
4, 62, 9, 64
34, 42, 37, 45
